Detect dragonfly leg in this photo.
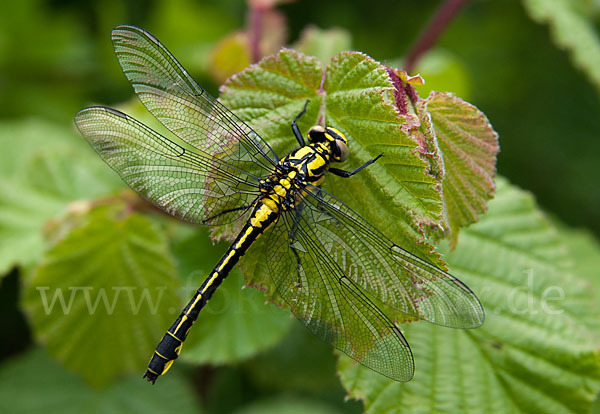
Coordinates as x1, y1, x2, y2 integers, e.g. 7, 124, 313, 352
329, 153, 383, 178
291, 100, 310, 147
202, 205, 252, 224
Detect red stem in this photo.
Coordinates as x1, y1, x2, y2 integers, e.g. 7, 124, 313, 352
248, 5, 265, 63
404, 0, 470, 73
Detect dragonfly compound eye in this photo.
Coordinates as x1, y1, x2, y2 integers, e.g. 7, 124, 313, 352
308, 125, 326, 143
333, 139, 349, 162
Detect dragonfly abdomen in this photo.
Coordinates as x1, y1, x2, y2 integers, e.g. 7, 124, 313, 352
144, 199, 279, 383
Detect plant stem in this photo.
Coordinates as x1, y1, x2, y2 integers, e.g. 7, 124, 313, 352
248, 4, 265, 63
404, 0, 470, 72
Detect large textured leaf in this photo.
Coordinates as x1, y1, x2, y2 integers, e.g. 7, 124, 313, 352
339, 177, 600, 413
21, 209, 180, 387
422, 92, 499, 248
171, 229, 292, 365
0, 119, 122, 276
0, 177, 64, 277
0, 348, 201, 413
218, 49, 494, 384
556, 226, 600, 335
522, 0, 600, 92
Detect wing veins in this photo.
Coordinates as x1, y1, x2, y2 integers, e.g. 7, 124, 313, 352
112, 25, 279, 171
304, 184, 484, 328
267, 208, 414, 381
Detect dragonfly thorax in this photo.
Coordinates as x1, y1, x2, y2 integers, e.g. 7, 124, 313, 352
283, 143, 334, 183
259, 139, 342, 212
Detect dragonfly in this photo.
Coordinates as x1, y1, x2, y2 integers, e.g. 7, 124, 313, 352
74, 25, 484, 384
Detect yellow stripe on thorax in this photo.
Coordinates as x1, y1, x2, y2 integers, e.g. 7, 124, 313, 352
306, 156, 325, 173
290, 146, 312, 160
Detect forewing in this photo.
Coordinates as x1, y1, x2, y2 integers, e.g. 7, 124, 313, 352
303, 185, 485, 329
266, 210, 414, 381
74, 106, 260, 225
111, 25, 278, 179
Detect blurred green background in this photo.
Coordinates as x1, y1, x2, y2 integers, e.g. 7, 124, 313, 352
1, 0, 599, 413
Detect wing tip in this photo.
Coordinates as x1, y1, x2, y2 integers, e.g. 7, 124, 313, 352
74, 106, 128, 123
111, 24, 160, 46
390, 324, 415, 382
470, 301, 486, 329
74, 106, 99, 126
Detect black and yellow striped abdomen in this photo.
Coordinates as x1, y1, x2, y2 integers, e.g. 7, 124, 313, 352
144, 198, 280, 383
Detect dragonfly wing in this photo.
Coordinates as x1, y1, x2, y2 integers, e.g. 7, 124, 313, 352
111, 25, 278, 178
303, 185, 485, 329
74, 106, 260, 225
267, 209, 414, 381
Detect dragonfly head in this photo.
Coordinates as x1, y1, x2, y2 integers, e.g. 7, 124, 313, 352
308, 126, 349, 163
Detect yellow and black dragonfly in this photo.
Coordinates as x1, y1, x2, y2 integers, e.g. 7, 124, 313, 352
74, 25, 484, 384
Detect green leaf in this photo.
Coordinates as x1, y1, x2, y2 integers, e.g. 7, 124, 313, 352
219, 50, 496, 383
0, 117, 119, 191
522, 0, 600, 92
21, 209, 180, 387
220, 49, 445, 273
0, 177, 64, 277
171, 229, 292, 365
0, 119, 122, 276
0, 348, 202, 413
554, 225, 600, 335
422, 92, 499, 248
339, 177, 600, 413
558, 226, 600, 287
293, 26, 352, 65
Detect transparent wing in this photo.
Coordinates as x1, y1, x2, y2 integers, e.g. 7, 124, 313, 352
74, 106, 260, 225
111, 25, 278, 179
267, 209, 414, 381
302, 185, 485, 328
